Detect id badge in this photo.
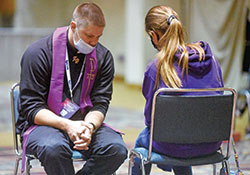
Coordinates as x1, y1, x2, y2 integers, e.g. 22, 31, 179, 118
60, 98, 82, 120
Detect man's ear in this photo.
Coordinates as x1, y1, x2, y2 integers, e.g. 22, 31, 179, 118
70, 21, 77, 33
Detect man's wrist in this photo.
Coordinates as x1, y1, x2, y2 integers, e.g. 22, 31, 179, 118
89, 122, 97, 133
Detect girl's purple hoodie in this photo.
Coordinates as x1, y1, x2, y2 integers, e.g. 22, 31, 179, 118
142, 41, 224, 158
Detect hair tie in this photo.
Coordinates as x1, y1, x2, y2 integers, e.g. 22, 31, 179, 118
167, 15, 176, 25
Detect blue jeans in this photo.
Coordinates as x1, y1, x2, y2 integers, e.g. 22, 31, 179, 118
25, 125, 127, 175
132, 127, 192, 175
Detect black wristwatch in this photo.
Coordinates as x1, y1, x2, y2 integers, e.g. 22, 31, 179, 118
89, 122, 97, 133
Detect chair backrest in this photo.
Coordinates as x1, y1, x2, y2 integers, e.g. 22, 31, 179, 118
148, 88, 237, 160
10, 82, 21, 155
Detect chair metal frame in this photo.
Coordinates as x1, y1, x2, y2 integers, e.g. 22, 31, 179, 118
11, 82, 117, 175
10, 83, 35, 175
128, 87, 237, 175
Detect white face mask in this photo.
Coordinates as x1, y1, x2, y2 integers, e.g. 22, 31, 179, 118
73, 29, 95, 54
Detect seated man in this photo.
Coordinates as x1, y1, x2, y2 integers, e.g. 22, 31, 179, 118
16, 2, 127, 175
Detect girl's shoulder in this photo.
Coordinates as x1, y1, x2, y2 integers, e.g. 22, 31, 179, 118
145, 58, 157, 76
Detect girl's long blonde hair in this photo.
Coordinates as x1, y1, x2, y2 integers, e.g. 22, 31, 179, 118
145, 5, 205, 88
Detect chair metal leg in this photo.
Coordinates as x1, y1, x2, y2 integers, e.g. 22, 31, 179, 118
140, 158, 146, 175
25, 157, 32, 175
14, 157, 21, 175
213, 164, 216, 175
128, 159, 133, 175
137, 152, 146, 175
128, 151, 136, 175
128, 150, 146, 175
224, 160, 231, 175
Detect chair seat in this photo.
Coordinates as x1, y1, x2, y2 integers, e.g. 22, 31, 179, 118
25, 151, 83, 160
72, 150, 84, 159
133, 147, 226, 166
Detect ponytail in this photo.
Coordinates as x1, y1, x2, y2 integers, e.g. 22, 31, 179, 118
145, 6, 205, 88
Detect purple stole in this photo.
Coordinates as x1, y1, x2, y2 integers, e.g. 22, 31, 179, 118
21, 26, 97, 174
48, 26, 97, 114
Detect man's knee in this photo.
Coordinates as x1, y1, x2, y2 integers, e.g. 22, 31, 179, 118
37, 141, 72, 162
110, 143, 128, 162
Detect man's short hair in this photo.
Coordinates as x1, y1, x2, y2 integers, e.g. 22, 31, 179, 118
72, 2, 105, 29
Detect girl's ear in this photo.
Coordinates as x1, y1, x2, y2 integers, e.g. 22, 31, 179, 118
151, 31, 159, 44
149, 31, 160, 50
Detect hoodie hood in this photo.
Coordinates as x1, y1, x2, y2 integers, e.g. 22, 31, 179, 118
175, 41, 213, 75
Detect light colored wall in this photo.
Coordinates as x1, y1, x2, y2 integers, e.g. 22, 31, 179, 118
123, 0, 182, 84
0, 28, 53, 81
0, 0, 183, 82
14, 0, 72, 28
95, 0, 126, 76
12, 0, 126, 77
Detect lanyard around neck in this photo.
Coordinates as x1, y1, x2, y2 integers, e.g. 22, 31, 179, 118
65, 49, 86, 102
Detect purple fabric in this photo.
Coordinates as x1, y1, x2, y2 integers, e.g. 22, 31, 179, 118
141, 41, 224, 158
47, 26, 97, 115
47, 26, 67, 115
80, 49, 97, 114
21, 125, 37, 174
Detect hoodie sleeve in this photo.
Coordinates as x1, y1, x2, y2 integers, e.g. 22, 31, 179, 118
142, 60, 158, 126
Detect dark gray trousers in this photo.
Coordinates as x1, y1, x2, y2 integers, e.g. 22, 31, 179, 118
26, 125, 128, 175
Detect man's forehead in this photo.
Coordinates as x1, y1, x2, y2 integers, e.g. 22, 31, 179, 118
79, 25, 104, 36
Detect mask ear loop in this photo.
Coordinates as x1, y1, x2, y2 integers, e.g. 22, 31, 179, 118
75, 28, 82, 41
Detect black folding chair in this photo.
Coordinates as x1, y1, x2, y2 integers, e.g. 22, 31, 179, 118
128, 87, 237, 175
10, 83, 117, 174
